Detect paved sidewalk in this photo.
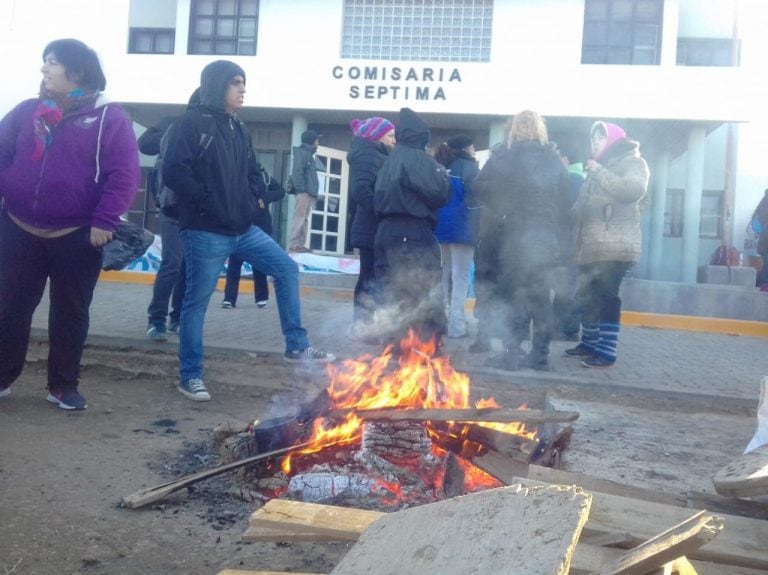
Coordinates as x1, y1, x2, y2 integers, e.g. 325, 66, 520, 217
30, 277, 767, 404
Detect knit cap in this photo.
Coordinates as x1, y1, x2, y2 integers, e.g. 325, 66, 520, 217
350, 117, 395, 141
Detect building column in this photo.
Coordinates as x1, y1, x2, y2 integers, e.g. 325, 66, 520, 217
175, 0, 191, 56
291, 114, 308, 150
682, 126, 706, 283
648, 152, 669, 279
488, 120, 507, 149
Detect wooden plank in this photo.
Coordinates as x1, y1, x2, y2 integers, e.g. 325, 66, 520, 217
512, 477, 768, 571
325, 406, 579, 425
713, 444, 768, 498
473, 451, 685, 506
240, 500, 767, 575
596, 511, 724, 575
122, 442, 313, 509
241, 524, 347, 543
571, 545, 768, 575
249, 499, 383, 541
329, 484, 591, 575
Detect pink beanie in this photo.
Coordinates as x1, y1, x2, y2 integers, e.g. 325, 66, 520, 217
591, 121, 626, 159
350, 117, 395, 141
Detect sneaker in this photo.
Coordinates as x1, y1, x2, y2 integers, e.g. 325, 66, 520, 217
47, 388, 87, 410
0, 386, 10, 399
581, 355, 615, 368
147, 323, 168, 341
256, 300, 269, 308
221, 300, 235, 309
284, 347, 336, 364
177, 378, 211, 401
167, 320, 180, 334
564, 343, 593, 358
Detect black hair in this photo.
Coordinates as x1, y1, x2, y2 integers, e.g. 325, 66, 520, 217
42, 39, 106, 92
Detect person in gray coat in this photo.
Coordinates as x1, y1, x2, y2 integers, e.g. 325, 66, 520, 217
565, 121, 649, 368
288, 130, 321, 252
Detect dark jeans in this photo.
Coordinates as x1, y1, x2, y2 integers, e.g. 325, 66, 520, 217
552, 263, 581, 338
374, 217, 446, 344
353, 246, 375, 324
223, 255, 269, 305
577, 261, 633, 327
0, 211, 101, 390
147, 213, 185, 326
504, 266, 554, 362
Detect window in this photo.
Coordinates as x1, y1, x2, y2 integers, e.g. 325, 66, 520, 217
700, 190, 724, 239
663, 189, 724, 239
188, 0, 259, 56
664, 189, 683, 237
581, 0, 663, 65
129, 28, 175, 54
677, 38, 739, 67
341, 0, 493, 62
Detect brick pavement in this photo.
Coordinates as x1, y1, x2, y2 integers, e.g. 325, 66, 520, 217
29, 277, 767, 403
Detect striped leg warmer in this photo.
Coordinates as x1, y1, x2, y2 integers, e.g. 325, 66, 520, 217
593, 323, 619, 363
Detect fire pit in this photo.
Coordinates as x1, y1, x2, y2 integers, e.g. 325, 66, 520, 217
219, 332, 575, 510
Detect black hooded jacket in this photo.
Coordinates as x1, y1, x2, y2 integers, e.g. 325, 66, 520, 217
347, 136, 389, 249
163, 60, 264, 235
374, 108, 450, 227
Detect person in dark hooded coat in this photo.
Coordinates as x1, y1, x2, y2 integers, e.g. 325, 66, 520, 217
473, 110, 570, 371
346, 116, 396, 335
373, 107, 451, 347
163, 60, 334, 402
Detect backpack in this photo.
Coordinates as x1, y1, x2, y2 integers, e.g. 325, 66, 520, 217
710, 244, 741, 267
154, 114, 216, 219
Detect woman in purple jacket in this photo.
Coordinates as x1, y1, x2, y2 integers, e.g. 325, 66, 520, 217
0, 39, 139, 410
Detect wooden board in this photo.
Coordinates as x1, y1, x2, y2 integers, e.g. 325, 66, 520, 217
329, 485, 591, 575
513, 477, 768, 571
473, 451, 686, 506
248, 499, 383, 541
240, 500, 768, 575
713, 443, 768, 498
595, 511, 724, 575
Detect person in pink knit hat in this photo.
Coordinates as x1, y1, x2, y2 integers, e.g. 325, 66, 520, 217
346, 117, 395, 340
565, 120, 650, 368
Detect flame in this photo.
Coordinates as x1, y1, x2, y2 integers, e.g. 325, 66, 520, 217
282, 331, 536, 474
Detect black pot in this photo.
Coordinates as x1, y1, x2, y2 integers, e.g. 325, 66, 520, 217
251, 415, 303, 453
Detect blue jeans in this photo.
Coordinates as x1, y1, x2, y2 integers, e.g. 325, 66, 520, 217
147, 213, 185, 326
179, 225, 309, 381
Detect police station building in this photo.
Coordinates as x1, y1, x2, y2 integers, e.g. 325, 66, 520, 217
9, 0, 765, 285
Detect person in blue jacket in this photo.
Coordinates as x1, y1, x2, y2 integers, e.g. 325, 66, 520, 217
434, 134, 479, 339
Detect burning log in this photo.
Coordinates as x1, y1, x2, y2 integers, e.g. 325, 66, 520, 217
463, 424, 540, 462
362, 420, 433, 459
326, 406, 579, 425
288, 471, 378, 503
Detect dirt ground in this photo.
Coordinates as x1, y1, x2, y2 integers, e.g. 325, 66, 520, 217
0, 340, 758, 575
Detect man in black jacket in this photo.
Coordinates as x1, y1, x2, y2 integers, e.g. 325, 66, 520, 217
373, 107, 451, 347
163, 60, 334, 402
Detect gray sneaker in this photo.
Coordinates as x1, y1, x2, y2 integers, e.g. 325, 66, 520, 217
177, 378, 211, 401
147, 323, 168, 341
0, 386, 10, 399
167, 320, 180, 334
284, 347, 336, 364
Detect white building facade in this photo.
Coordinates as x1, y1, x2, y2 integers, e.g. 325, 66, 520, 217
1, 0, 767, 283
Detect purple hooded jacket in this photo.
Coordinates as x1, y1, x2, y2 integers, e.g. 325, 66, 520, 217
0, 95, 140, 231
